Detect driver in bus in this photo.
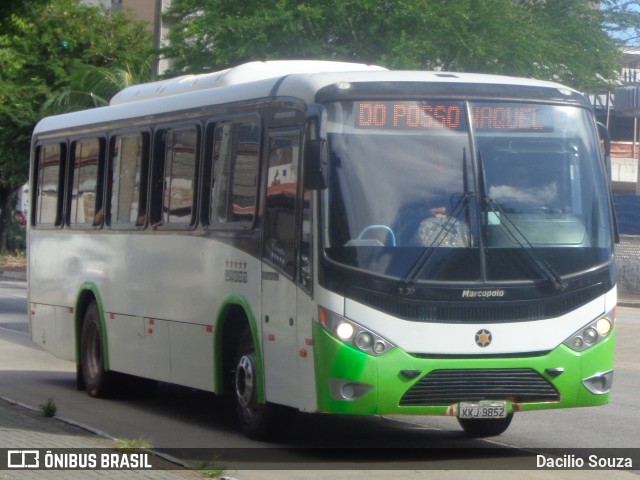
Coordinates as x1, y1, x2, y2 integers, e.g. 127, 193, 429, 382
414, 204, 471, 248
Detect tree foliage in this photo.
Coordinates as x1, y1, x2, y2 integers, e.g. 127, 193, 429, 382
0, 0, 153, 251
42, 60, 153, 114
162, 0, 624, 91
602, 0, 640, 46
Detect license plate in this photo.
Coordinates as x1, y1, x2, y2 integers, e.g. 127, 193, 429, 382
458, 401, 508, 419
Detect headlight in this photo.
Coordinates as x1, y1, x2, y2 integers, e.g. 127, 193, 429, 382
318, 307, 394, 356
563, 310, 615, 352
336, 322, 355, 341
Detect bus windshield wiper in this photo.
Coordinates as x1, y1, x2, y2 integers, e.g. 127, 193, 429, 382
484, 197, 567, 291
398, 190, 474, 294
398, 148, 473, 294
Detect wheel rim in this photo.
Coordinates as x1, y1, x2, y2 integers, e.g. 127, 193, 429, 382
85, 323, 101, 380
235, 354, 255, 408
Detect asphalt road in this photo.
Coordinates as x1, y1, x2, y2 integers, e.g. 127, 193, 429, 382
0, 278, 638, 479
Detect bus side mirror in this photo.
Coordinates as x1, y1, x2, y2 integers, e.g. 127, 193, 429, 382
303, 104, 328, 190
304, 139, 328, 190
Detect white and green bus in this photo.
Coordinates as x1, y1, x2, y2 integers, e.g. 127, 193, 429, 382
29, 61, 617, 439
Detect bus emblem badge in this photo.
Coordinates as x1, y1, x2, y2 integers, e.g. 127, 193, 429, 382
475, 329, 492, 348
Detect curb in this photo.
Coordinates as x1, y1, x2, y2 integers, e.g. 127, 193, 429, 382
618, 299, 640, 308
0, 270, 26, 281
0, 395, 117, 442
0, 395, 194, 472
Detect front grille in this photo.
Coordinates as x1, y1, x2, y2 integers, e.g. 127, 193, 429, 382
400, 368, 560, 406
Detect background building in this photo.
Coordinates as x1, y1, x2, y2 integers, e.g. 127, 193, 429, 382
592, 47, 640, 197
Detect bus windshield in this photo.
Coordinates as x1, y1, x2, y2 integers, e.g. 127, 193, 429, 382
322, 100, 613, 283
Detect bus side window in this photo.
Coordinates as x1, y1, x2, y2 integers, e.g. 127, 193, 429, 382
211, 119, 260, 227
34, 142, 66, 226
108, 133, 149, 227
163, 128, 199, 226
68, 138, 105, 227
150, 126, 199, 228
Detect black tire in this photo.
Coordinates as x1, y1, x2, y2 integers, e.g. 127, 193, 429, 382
458, 413, 514, 438
75, 363, 85, 391
80, 302, 114, 397
233, 330, 292, 440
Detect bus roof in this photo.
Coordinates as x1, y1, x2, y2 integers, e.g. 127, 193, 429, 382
33, 61, 586, 136
109, 60, 388, 105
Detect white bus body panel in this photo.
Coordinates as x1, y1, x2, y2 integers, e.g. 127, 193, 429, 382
28, 230, 263, 392
29, 304, 76, 362
29, 228, 320, 402
295, 285, 316, 412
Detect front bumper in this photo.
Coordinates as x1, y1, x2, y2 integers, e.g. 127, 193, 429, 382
313, 322, 615, 415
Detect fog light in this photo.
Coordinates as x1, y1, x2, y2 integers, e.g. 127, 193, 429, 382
329, 378, 373, 401
573, 337, 584, 349
373, 342, 386, 354
336, 322, 355, 341
341, 384, 356, 399
582, 370, 614, 395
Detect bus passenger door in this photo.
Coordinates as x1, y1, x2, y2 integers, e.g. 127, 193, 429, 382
261, 130, 301, 407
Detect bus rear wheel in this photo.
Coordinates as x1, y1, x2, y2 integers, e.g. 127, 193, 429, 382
80, 302, 113, 397
457, 413, 513, 437
233, 330, 291, 440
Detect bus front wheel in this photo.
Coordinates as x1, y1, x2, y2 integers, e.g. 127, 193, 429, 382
233, 330, 291, 440
457, 413, 513, 437
80, 302, 113, 397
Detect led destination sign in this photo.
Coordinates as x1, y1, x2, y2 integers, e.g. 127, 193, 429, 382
355, 102, 547, 131
474, 105, 545, 131
357, 102, 462, 129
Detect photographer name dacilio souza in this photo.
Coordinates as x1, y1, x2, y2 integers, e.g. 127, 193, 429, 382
536, 454, 634, 469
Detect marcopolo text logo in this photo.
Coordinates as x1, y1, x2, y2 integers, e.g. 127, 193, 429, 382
461, 289, 505, 298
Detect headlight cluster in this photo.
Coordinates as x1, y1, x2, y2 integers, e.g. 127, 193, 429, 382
318, 307, 394, 356
563, 310, 615, 352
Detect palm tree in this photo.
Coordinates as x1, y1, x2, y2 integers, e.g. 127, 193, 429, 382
42, 59, 152, 114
